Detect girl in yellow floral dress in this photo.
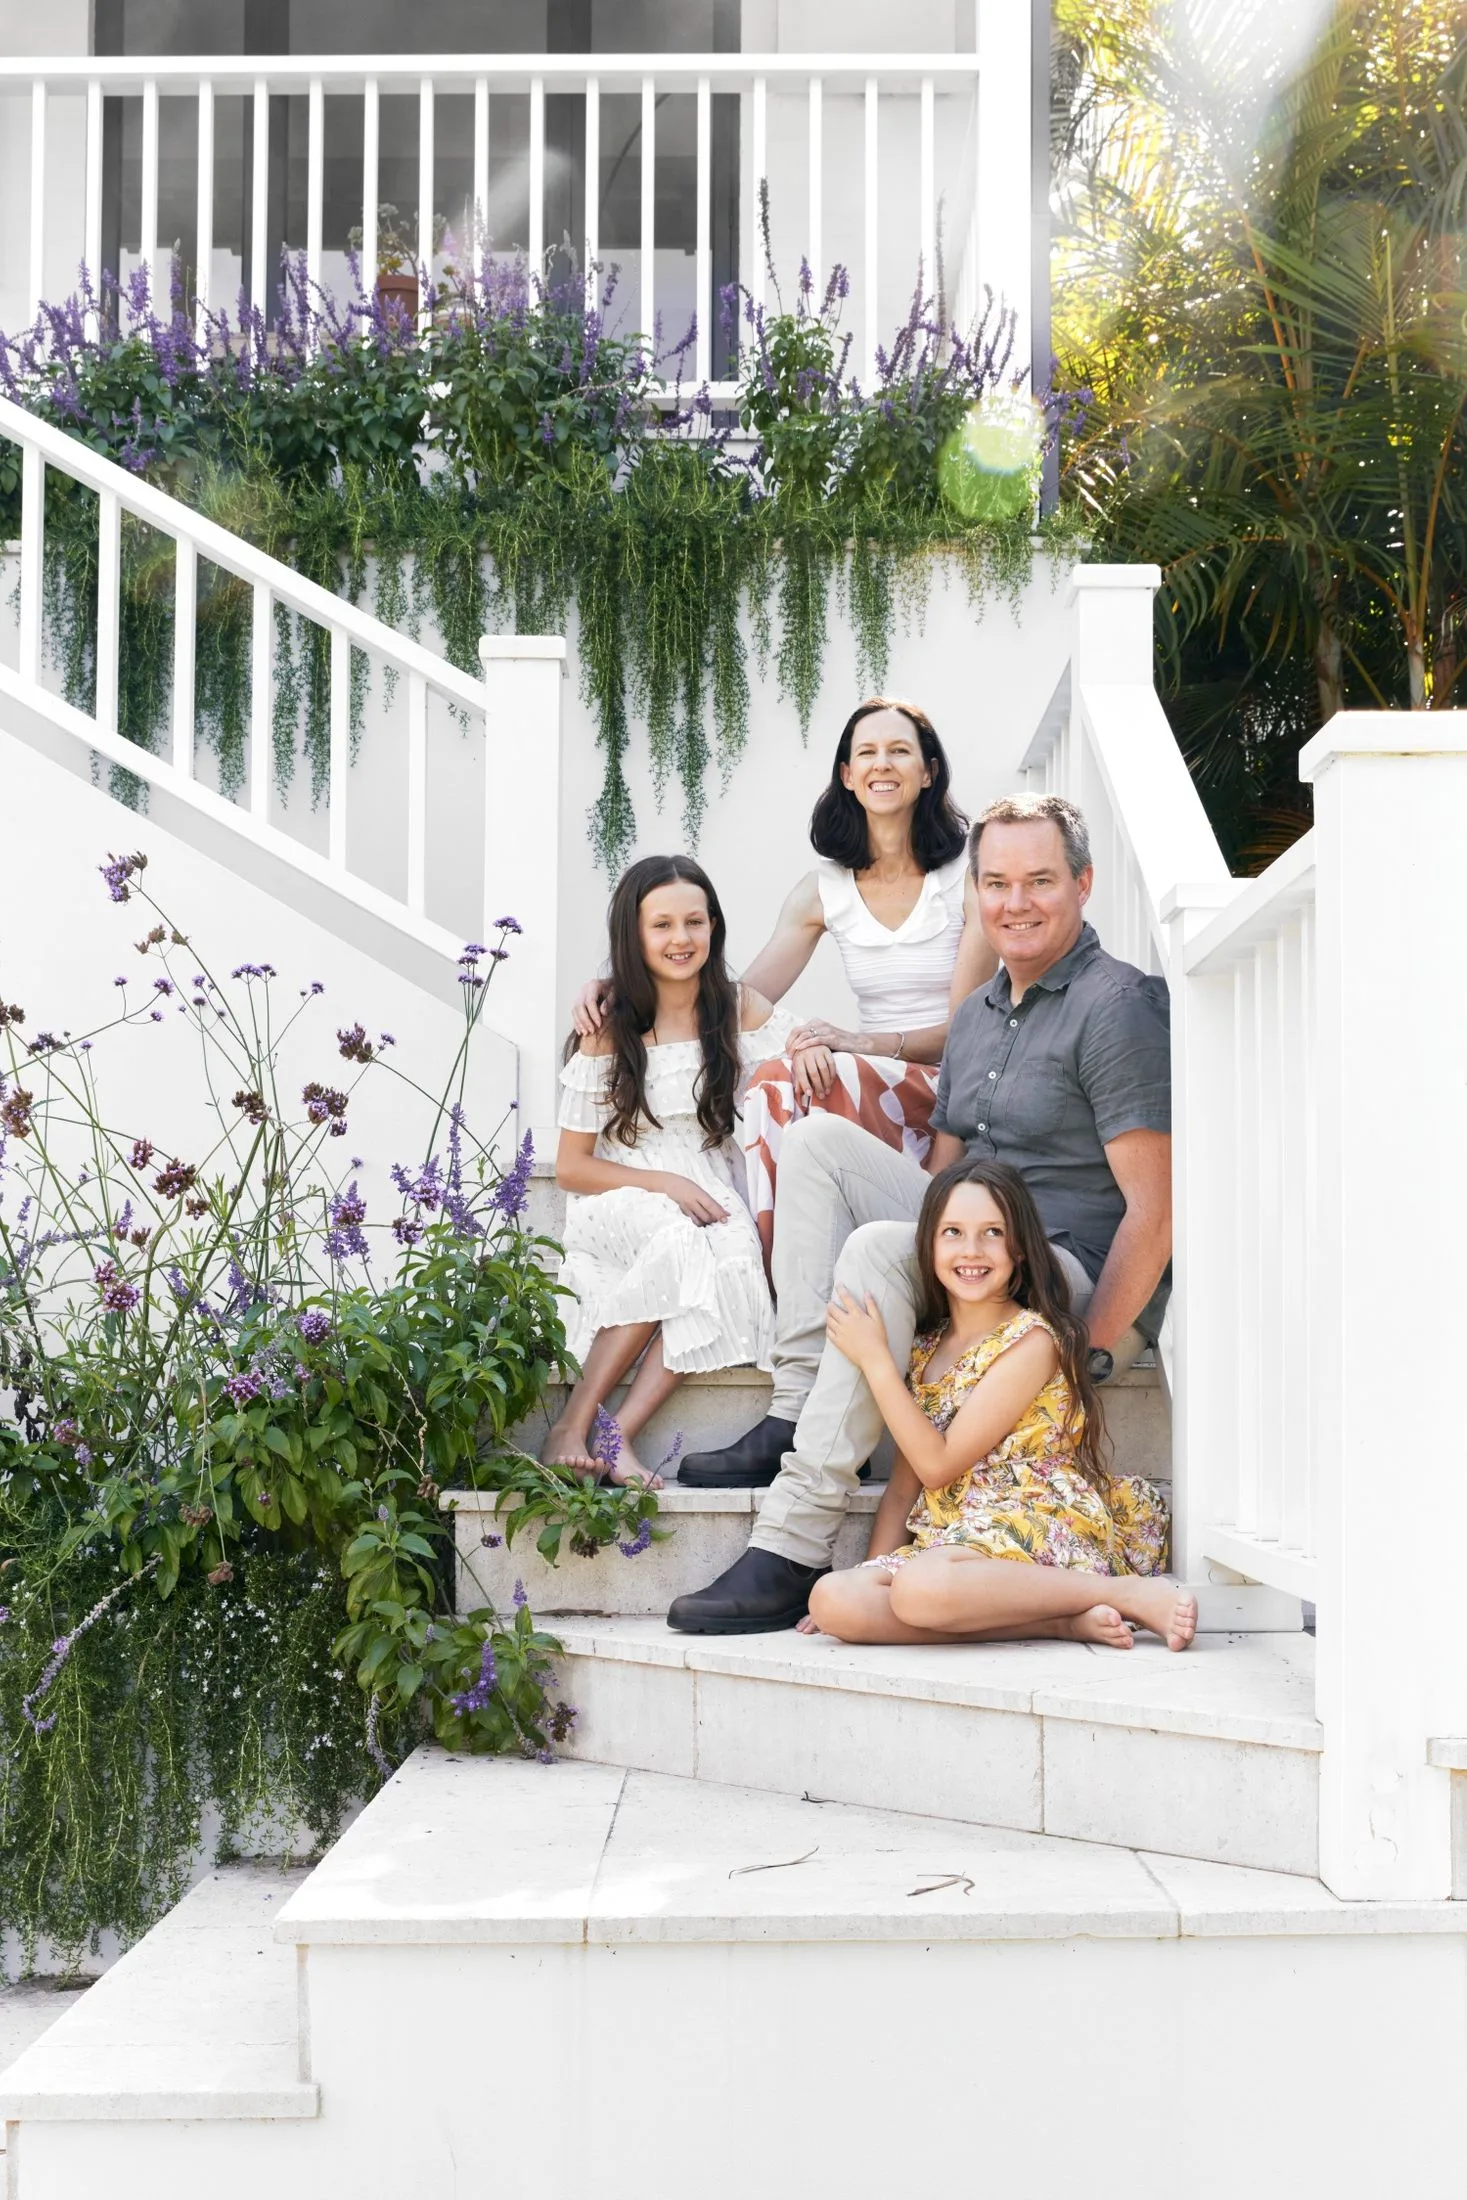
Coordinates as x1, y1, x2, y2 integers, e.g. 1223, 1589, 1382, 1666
804, 1159, 1197, 1652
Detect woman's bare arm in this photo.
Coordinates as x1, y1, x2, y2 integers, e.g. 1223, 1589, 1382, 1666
739, 872, 827, 1003
948, 873, 998, 1013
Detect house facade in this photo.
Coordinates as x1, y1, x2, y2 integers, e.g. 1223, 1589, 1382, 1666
0, 6, 1465, 2195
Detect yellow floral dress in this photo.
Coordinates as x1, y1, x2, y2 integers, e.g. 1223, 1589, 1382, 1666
865, 1309, 1168, 1577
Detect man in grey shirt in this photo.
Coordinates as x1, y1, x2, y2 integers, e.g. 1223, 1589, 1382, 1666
668, 792, 1173, 1635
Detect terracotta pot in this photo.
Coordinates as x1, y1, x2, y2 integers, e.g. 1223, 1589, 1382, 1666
375, 272, 419, 321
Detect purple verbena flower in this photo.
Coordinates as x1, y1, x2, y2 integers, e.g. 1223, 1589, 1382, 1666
449, 1637, 499, 1717
224, 1368, 264, 1405
297, 1307, 332, 1344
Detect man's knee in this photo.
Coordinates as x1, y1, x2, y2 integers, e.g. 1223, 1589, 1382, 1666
834, 1219, 918, 1295
781, 1110, 875, 1180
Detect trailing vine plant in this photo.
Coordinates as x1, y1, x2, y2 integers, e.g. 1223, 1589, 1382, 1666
0, 239, 1085, 874
0, 851, 653, 1964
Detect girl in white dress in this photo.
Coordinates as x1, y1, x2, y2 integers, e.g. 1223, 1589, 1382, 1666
545, 854, 791, 1489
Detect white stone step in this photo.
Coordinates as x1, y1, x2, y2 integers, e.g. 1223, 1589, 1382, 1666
0, 1863, 318, 2198
546, 1616, 1323, 1877
13, 1748, 1465, 2199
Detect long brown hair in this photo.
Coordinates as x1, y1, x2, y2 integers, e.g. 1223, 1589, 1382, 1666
913, 1158, 1109, 1488
567, 854, 742, 1151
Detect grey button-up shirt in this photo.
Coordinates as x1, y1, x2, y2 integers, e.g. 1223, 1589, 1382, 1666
931, 922, 1171, 1331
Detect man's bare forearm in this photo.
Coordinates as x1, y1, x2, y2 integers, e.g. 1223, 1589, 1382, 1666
1082, 1208, 1170, 1352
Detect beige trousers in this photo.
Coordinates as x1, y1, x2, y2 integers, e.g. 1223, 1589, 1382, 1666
754, 1113, 1136, 1570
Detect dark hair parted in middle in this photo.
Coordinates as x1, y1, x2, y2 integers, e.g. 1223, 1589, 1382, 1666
912, 1157, 1111, 1490
568, 854, 743, 1152
808, 697, 969, 873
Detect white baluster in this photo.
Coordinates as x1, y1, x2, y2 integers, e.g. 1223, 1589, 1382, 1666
362, 79, 380, 303
250, 79, 269, 321
1231, 960, 1260, 1533
807, 75, 822, 288
640, 77, 656, 353
695, 75, 710, 387
1253, 936, 1284, 1544
328, 625, 349, 867
1298, 897, 1318, 1562
528, 76, 544, 278
140, 79, 159, 317
473, 77, 489, 275
172, 536, 196, 774
863, 76, 878, 387
584, 77, 600, 307
418, 77, 435, 314
195, 81, 215, 339
18, 444, 44, 685
95, 488, 121, 738
85, 80, 103, 326
479, 637, 566, 1145
29, 81, 46, 328
307, 77, 324, 317
406, 670, 428, 916
749, 74, 766, 321
1275, 912, 1309, 1556
920, 75, 935, 300
250, 580, 272, 820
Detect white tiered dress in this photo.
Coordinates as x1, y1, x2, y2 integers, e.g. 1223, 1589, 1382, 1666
556, 1018, 792, 1374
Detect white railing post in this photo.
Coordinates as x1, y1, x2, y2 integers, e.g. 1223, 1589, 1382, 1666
140, 79, 159, 316
95, 488, 121, 736
976, 0, 1033, 382
172, 536, 197, 774
362, 79, 380, 303
250, 79, 269, 321
29, 81, 46, 328
639, 76, 656, 350
195, 80, 215, 338
18, 445, 44, 686
1161, 883, 1308, 1630
84, 80, 103, 329
584, 77, 600, 306
478, 636, 565, 1148
695, 75, 711, 387
417, 77, 435, 316
1302, 711, 1467, 1899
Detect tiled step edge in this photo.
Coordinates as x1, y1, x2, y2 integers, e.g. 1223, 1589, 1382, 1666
0, 1866, 317, 2124
547, 1617, 1323, 1752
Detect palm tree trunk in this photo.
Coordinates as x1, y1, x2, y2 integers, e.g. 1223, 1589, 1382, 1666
1314, 602, 1344, 723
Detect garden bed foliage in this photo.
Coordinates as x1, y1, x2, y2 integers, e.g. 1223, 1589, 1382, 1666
0, 856, 652, 1965
0, 233, 1080, 868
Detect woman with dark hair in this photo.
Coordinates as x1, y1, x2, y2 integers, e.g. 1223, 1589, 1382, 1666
546, 855, 793, 1487
573, 698, 996, 1271
799, 1158, 1194, 1650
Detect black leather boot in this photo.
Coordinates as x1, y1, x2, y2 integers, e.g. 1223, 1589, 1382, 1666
677, 1414, 796, 1488
666, 1546, 828, 1634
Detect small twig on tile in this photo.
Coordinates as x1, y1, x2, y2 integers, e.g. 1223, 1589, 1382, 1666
729, 1845, 820, 1878
907, 1873, 975, 1898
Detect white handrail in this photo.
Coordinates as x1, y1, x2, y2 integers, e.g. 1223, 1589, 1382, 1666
0, 53, 987, 87
0, 397, 485, 718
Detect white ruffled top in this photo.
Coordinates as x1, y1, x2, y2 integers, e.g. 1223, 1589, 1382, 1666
816, 854, 968, 1031
554, 1010, 793, 1375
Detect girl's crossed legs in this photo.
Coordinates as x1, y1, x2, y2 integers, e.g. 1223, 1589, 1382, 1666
808, 1546, 1198, 1652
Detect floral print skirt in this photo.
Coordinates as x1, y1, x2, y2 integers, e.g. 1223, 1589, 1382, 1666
865, 1460, 1169, 1578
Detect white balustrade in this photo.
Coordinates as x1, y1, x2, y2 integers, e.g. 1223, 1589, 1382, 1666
0, 52, 1033, 401
0, 391, 561, 1130
1028, 574, 1467, 1897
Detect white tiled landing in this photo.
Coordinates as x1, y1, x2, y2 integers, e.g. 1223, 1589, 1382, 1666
551, 1618, 1323, 1875
276, 1746, 1457, 1949
0, 1864, 316, 2125
12, 1751, 1467, 2200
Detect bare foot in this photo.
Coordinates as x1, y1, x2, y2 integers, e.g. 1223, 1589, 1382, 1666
795, 1613, 821, 1635
605, 1438, 663, 1491
1064, 1604, 1134, 1650
541, 1421, 599, 1478
1124, 1579, 1199, 1652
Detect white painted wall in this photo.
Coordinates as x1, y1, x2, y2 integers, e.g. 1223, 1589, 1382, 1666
1, 542, 1072, 1045
0, 737, 519, 1249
